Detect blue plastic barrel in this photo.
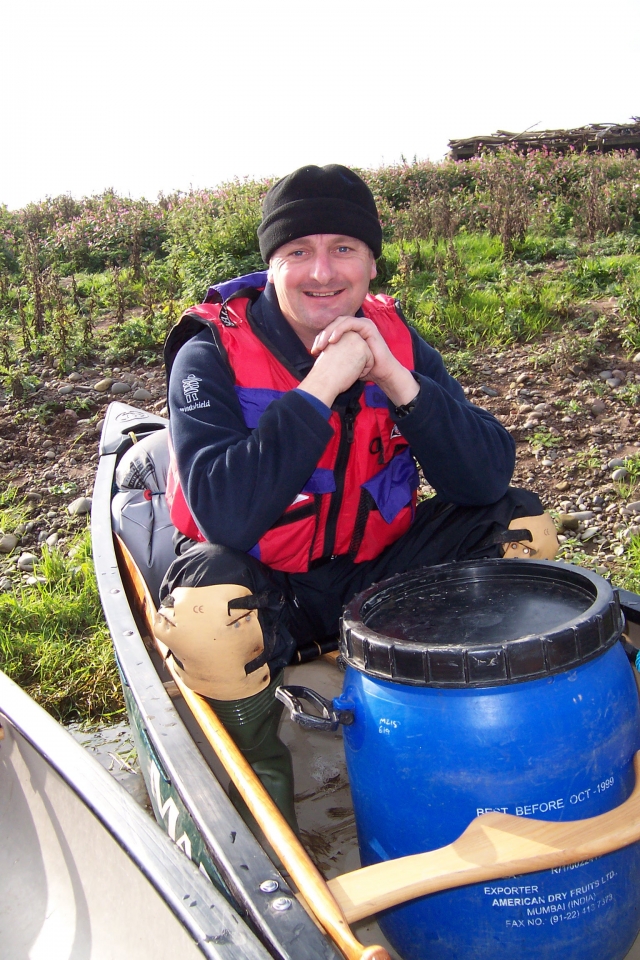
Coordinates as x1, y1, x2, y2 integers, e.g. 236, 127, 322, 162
338, 559, 640, 960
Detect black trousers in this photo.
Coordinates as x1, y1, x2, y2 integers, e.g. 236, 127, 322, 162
160, 487, 544, 675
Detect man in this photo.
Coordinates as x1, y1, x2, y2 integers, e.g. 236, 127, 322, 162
155, 164, 557, 834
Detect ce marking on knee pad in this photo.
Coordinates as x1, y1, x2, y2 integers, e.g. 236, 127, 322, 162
193, 605, 205, 613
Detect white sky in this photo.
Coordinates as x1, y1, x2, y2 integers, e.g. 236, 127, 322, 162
1, 0, 639, 210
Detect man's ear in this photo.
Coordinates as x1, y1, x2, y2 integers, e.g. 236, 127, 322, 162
267, 266, 273, 281
370, 257, 377, 281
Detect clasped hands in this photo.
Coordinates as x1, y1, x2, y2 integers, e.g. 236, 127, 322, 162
299, 316, 420, 410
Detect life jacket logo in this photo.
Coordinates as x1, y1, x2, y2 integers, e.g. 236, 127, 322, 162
390, 424, 402, 439
182, 374, 202, 403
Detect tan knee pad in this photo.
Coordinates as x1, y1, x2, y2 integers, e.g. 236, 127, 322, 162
502, 513, 559, 560
153, 584, 270, 700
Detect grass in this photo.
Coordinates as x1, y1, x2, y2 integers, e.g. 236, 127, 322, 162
614, 455, 640, 501
0, 528, 124, 723
622, 537, 640, 594
0, 484, 29, 532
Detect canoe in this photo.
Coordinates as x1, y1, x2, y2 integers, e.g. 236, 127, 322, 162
91, 400, 640, 960
0, 667, 271, 959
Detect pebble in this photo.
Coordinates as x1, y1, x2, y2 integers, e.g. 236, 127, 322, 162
68, 496, 92, 516
555, 480, 570, 491
95, 419, 105, 434
634, 353, 640, 364
132, 388, 152, 401
559, 514, 580, 530
94, 378, 113, 392
561, 416, 573, 423
613, 545, 625, 557
627, 501, 640, 513
590, 400, 607, 415
17, 552, 37, 571
68, 372, 82, 382
0, 534, 18, 553
612, 468, 629, 481
25, 576, 47, 585
0, 578, 13, 593
606, 378, 622, 388
46, 533, 59, 547
569, 510, 595, 521
612, 369, 626, 381
599, 370, 613, 380
44, 450, 56, 460
111, 382, 131, 395
608, 458, 627, 468
581, 527, 600, 540
58, 385, 74, 395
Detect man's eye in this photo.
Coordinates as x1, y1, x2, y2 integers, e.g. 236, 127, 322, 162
337, 246, 351, 253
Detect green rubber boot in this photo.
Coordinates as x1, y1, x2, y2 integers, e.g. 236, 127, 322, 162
207, 671, 298, 843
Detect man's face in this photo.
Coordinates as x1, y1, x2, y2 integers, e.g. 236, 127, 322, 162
268, 233, 377, 348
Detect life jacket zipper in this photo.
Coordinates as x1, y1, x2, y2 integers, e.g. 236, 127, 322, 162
321, 398, 359, 559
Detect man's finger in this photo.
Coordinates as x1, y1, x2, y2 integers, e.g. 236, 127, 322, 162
312, 316, 375, 354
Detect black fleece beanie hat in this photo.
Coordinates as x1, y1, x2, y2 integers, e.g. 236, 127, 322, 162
258, 164, 382, 263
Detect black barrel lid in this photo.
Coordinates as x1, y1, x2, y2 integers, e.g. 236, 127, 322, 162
340, 559, 624, 687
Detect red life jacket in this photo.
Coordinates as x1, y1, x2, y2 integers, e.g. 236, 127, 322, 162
165, 288, 419, 573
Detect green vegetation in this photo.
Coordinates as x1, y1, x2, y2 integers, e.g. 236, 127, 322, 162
0, 528, 122, 722
2, 149, 640, 719
2, 149, 640, 375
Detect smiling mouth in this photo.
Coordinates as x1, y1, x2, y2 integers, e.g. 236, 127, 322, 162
304, 290, 344, 298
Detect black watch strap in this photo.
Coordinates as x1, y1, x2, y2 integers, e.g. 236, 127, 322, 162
394, 382, 420, 418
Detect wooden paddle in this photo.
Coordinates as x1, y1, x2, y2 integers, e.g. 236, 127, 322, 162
114, 535, 390, 960
170, 663, 390, 960
327, 751, 640, 923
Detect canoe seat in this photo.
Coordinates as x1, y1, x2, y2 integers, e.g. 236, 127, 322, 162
111, 429, 176, 605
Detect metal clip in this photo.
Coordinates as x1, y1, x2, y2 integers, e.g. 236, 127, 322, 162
275, 685, 354, 731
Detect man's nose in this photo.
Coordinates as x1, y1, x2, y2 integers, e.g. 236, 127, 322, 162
309, 251, 333, 285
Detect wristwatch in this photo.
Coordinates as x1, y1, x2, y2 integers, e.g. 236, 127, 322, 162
394, 383, 420, 418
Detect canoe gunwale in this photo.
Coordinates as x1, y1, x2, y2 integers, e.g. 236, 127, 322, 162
91, 412, 342, 960
0, 669, 271, 959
